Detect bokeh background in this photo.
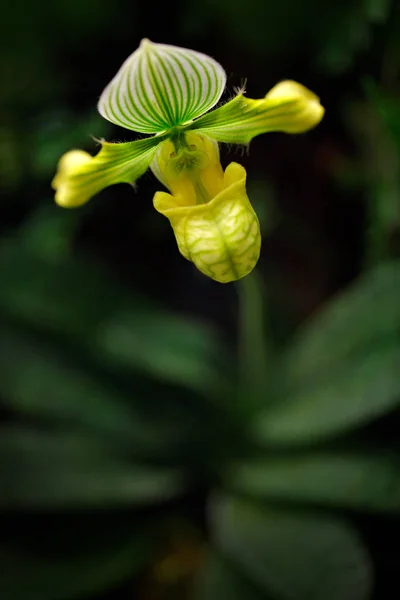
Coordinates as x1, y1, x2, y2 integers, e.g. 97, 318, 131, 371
1, 0, 400, 598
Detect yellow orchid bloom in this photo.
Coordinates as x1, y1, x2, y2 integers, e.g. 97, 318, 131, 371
52, 39, 324, 283
153, 132, 260, 283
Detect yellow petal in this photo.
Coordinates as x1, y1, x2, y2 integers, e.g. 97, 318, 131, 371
153, 162, 261, 283
52, 137, 163, 209
150, 132, 223, 202
263, 80, 325, 134
52, 150, 94, 208
187, 80, 325, 144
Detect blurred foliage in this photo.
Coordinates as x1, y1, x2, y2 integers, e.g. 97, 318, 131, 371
1, 0, 400, 598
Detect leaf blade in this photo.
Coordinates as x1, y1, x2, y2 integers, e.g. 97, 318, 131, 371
194, 551, 269, 600
0, 427, 184, 509
226, 450, 400, 513
254, 261, 400, 445
210, 495, 373, 600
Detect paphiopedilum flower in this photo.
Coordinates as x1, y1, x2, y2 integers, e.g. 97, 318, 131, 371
52, 39, 324, 283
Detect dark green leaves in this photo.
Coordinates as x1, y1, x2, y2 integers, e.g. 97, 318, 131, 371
254, 261, 400, 445
96, 309, 224, 394
210, 495, 372, 600
0, 321, 193, 459
0, 216, 225, 396
0, 427, 183, 509
194, 551, 269, 600
225, 450, 400, 513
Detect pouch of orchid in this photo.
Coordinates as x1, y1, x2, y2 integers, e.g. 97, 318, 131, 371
52, 39, 324, 283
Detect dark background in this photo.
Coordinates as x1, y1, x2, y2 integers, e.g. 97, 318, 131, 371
1, 0, 400, 598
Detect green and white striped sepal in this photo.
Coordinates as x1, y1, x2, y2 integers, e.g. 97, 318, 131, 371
98, 39, 226, 134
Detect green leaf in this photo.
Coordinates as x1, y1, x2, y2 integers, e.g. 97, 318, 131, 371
210, 495, 372, 600
254, 261, 400, 446
1, 512, 155, 600
194, 551, 269, 600
0, 318, 218, 465
0, 427, 184, 509
226, 450, 400, 513
98, 39, 226, 133
0, 237, 126, 339
95, 308, 225, 395
0, 321, 170, 450
0, 239, 226, 397
0, 318, 233, 467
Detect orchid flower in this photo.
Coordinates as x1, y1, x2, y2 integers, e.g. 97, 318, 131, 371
52, 39, 324, 283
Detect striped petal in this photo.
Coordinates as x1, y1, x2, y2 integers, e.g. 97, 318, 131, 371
189, 81, 324, 144
52, 136, 163, 208
98, 39, 226, 134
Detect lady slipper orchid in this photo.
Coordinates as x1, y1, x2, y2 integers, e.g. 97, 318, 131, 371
52, 39, 324, 283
